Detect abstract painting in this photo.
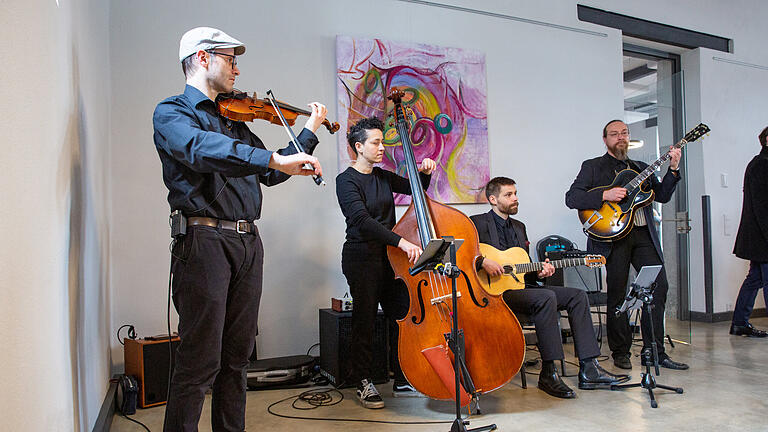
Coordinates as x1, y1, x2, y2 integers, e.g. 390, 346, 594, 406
336, 36, 489, 204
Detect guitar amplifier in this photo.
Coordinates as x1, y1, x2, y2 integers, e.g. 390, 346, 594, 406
318, 308, 389, 388
124, 336, 180, 408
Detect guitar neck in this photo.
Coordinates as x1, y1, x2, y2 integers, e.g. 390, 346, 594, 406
510, 257, 587, 274
625, 140, 686, 190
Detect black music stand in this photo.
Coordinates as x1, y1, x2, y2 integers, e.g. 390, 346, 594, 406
610, 265, 683, 408
410, 236, 496, 432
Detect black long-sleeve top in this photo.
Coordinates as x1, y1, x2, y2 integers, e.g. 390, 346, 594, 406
153, 85, 319, 220
336, 166, 431, 248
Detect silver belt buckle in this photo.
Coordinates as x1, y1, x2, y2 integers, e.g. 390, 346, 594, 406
236, 220, 249, 234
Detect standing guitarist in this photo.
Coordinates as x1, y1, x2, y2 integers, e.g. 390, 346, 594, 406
565, 119, 688, 371
471, 177, 623, 399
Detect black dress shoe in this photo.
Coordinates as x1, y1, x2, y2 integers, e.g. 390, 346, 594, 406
537, 362, 575, 399
730, 323, 768, 338
612, 354, 632, 370
640, 351, 689, 370
578, 358, 629, 389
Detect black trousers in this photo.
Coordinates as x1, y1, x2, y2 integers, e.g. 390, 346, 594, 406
503, 285, 601, 362
341, 242, 409, 385
163, 226, 264, 432
604, 226, 669, 358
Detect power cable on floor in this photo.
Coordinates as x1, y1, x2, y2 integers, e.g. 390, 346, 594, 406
267, 387, 453, 425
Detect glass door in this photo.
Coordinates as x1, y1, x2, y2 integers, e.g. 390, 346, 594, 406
623, 47, 691, 345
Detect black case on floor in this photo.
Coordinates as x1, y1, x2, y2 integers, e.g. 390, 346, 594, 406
246, 354, 316, 390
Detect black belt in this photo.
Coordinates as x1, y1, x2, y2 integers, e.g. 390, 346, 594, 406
187, 217, 257, 234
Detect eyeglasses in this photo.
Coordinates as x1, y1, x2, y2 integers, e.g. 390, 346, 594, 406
207, 50, 237, 68
607, 131, 630, 138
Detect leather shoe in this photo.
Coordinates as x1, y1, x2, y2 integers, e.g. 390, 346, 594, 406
578, 358, 628, 389
537, 362, 575, 399
730, 323, 768, 338
612, 354, 632, 370
640, 350, 689, 370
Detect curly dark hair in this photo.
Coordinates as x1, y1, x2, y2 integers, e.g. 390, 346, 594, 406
759, 126, 768, 147
347, 117, 384, 155
484, 177, 516, 202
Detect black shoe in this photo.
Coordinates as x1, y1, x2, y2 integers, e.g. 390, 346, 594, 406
640, 351, 689, 370
578, 358, 629, 390
537, 362, 575, 399
392, 381, 425, 398
730, 323, 768, 338
612, 354, 632, 370
356, 379, 385, 409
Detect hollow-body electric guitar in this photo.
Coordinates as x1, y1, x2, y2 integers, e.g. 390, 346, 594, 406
477, 244, 605, 295
578, 123, 710, 242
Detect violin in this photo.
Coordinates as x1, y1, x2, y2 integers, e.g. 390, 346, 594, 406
217, 90, 340, 134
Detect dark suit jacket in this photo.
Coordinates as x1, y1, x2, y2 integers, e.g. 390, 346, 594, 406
470, 210, 537, 286
733, 147, 768, 261
565, 152, 680, 259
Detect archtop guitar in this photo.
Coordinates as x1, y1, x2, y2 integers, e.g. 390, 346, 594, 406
578, 123, 710, 242
477, 244, 605, 295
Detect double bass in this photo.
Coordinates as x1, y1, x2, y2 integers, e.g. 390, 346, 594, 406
386, 90, 525, 402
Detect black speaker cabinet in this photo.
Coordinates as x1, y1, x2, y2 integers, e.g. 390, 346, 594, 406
124, 336, 180, 408
318, 308, 389, 388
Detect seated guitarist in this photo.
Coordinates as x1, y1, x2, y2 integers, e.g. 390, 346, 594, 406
565, 119, 688, 371
471, 177, 623, 399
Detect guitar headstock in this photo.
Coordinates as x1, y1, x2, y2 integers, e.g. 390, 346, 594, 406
680, 123, 711, 146
584, 255, 606, 268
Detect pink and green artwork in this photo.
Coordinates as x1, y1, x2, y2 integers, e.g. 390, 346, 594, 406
336, 36, 489, 204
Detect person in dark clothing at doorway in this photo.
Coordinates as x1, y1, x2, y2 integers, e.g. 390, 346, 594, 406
154, 27, 326, 431
730, 125, 768, 338
335, 117, 436, 408
565, 119, 689, 371
471, 177, 624, 399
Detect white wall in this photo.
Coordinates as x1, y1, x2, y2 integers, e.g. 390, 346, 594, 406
107, 0, 768, 370
108, 0, 623, 363
585, 0, 768, 315
684, 48, 768, 313
0, 0, 112, 430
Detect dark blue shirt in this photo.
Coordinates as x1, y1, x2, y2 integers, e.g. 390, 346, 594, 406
153, 85, 318, 220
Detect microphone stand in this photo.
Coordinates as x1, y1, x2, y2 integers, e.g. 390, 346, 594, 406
415, 237, 496, 432
611, 282, 683, 408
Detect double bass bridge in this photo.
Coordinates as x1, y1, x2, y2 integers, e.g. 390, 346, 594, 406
431, 291, 462, 306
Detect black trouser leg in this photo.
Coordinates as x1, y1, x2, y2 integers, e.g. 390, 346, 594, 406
342, 244, 409, 384
546, 285, 602, 360
211, 232, 263, 432
605, 232, 635, 358
163, 227, 262, 432
503, 288, 564, 361
630, 227, 668, 356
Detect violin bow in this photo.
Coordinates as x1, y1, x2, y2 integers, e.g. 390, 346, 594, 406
265, 89, 325, 186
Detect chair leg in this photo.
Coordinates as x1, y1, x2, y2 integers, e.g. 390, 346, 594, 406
560, 359, 566, 376
520, 357, 528, 389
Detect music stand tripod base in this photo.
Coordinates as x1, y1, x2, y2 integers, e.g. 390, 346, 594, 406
416, 238, 497, 432
610, 266, 683, 408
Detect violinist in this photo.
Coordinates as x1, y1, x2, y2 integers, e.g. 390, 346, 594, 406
471, 177, 624, 398
153, 27, 326, 431
335, 117, 436, 409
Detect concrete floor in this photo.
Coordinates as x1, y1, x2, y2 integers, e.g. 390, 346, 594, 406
112, 317, 768, 431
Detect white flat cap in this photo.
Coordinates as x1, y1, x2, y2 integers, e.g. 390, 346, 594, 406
179, 27, 245, 62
